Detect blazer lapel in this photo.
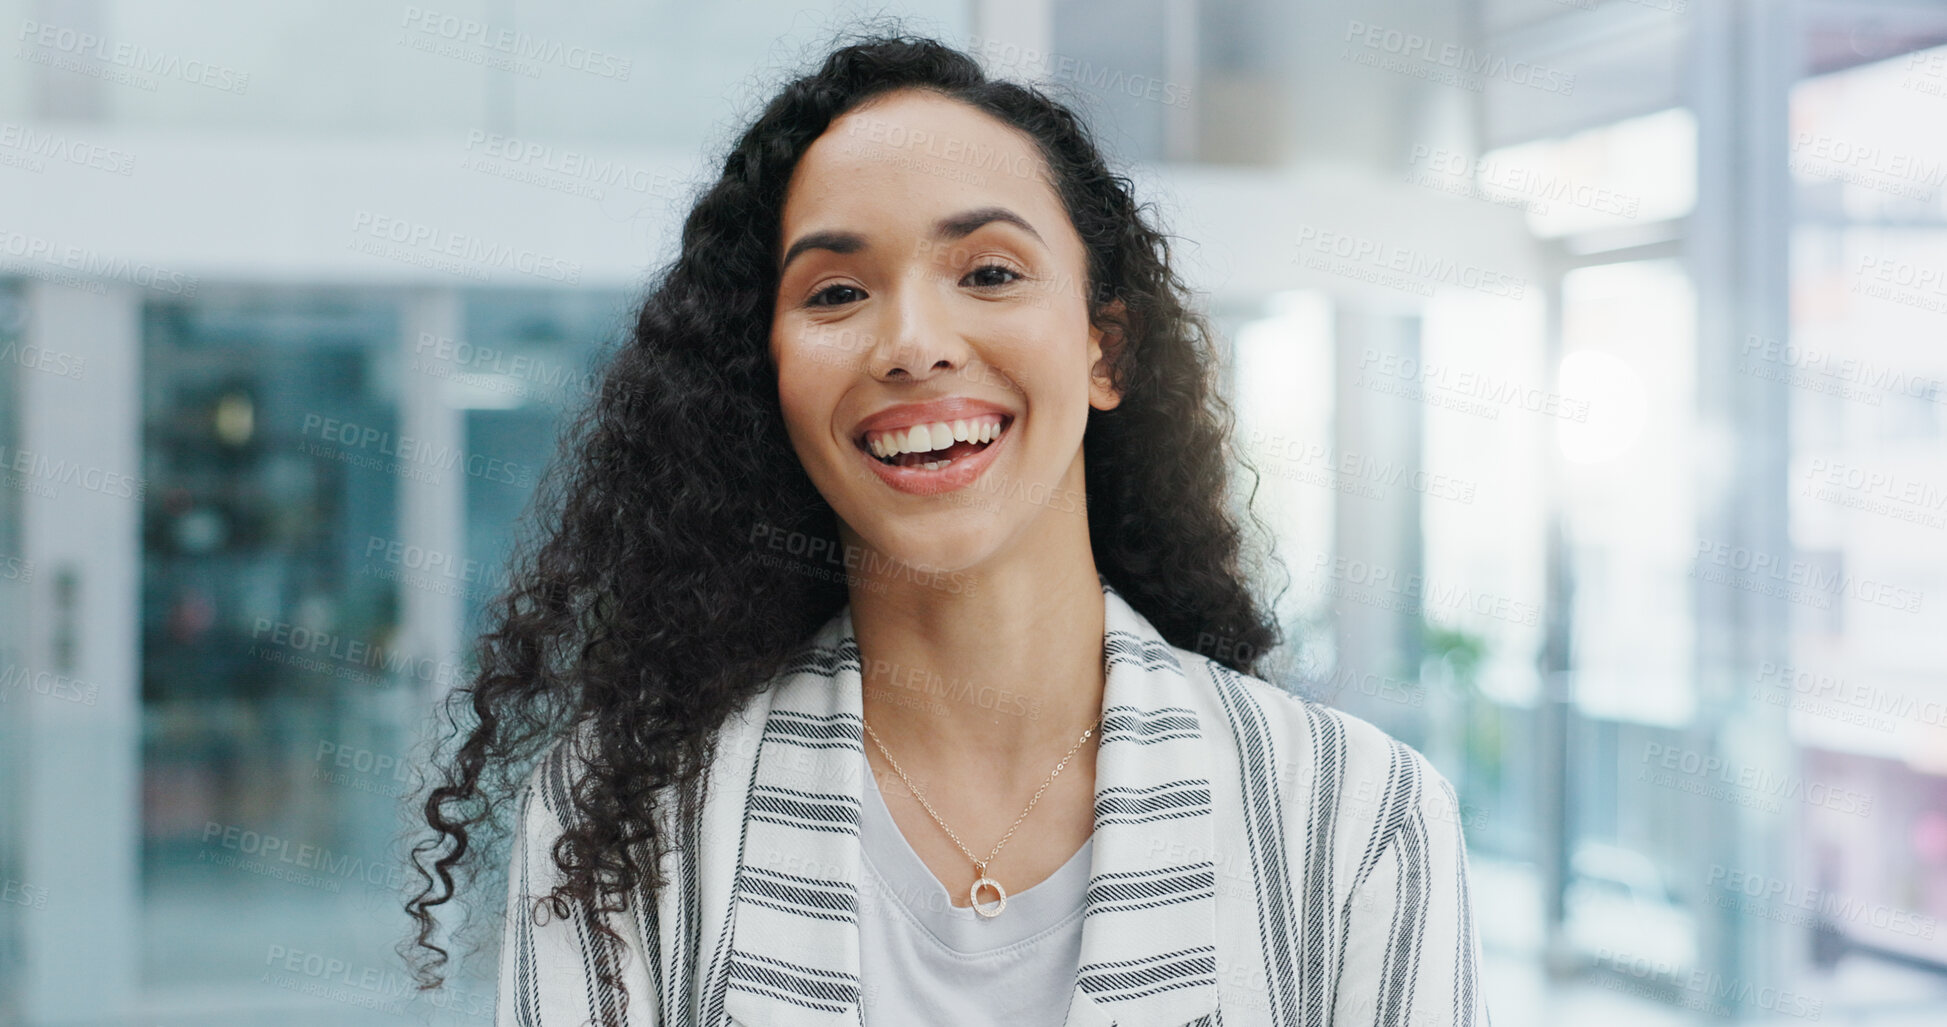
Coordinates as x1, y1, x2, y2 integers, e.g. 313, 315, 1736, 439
719, 610, 869, 1027
717, 579, 1221, 1027
1067, 580, 1222, 1027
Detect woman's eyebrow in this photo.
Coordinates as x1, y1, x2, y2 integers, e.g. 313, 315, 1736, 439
936, 206, 1043, 247
779, 229, 863, 274
779, 206, 1044, 274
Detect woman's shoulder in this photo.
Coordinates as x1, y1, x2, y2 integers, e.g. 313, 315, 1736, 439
1169, 646, 1424, 759
1169, 647, 1466, 859
509, 702, 773, 907
514, 688, 772, 820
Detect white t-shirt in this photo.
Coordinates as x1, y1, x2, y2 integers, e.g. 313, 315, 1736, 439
857, 765, 1094, 1027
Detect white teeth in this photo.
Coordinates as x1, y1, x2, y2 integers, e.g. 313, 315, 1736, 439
922, 460, 947, 470
865, 415, 1006, 459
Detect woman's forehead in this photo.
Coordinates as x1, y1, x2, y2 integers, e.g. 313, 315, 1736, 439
783, 90, 1059, 231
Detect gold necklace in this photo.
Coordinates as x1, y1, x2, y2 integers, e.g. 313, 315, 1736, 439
862, 715, 1099, 919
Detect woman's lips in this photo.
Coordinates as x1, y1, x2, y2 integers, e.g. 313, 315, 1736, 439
854, 415, 1012, 496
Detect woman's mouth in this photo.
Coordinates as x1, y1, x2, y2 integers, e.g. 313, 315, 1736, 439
860, 414, 1010, 470
853, 413, 1013, 495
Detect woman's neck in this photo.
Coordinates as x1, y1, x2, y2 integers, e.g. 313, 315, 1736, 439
846, 531, 1107, 795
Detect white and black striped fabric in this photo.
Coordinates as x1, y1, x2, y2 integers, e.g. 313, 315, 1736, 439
498, 578, 1490, 1026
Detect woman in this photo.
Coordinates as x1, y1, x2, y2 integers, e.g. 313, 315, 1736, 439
407, 32, 1488, 1027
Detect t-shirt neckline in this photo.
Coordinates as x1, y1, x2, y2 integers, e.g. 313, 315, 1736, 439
859, 758, 1094, 955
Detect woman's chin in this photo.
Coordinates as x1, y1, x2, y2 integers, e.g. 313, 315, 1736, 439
844, 521, 1001, 590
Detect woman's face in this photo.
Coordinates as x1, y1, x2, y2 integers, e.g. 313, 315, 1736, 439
770, 88, 1120, 576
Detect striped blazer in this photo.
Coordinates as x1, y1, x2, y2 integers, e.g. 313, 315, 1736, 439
499, 579, 1490, 1026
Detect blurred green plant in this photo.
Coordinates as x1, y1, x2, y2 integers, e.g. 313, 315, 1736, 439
1423, 621, 1486, 695
1423, 621, 1505, 845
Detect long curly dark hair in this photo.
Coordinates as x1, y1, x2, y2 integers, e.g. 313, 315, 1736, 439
402, 28, 1287, 1020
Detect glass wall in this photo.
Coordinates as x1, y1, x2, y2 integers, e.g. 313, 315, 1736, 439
450, 289, 635, 637
1785, 49, 1947, 973
138, 291, 410, 996
123, 284, 636, 1019
8, 2, 1947, 1025
0, 280, 27, 1022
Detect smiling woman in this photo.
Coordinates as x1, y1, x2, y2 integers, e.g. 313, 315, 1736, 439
404, 31, 1488, 1027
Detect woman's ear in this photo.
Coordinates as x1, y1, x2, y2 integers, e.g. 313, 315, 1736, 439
1088, 298, 1127, 412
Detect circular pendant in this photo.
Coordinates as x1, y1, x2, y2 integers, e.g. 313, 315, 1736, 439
969, 876, 1007, 918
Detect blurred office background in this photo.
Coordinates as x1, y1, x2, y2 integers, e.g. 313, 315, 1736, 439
2, 0, 1946, 1023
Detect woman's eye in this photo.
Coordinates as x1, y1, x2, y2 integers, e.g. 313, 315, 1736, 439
963, 263, 1023, 289
807, 283, 865, 307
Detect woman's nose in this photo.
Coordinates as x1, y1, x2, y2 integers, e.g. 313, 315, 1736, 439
865, 277, 968, 382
